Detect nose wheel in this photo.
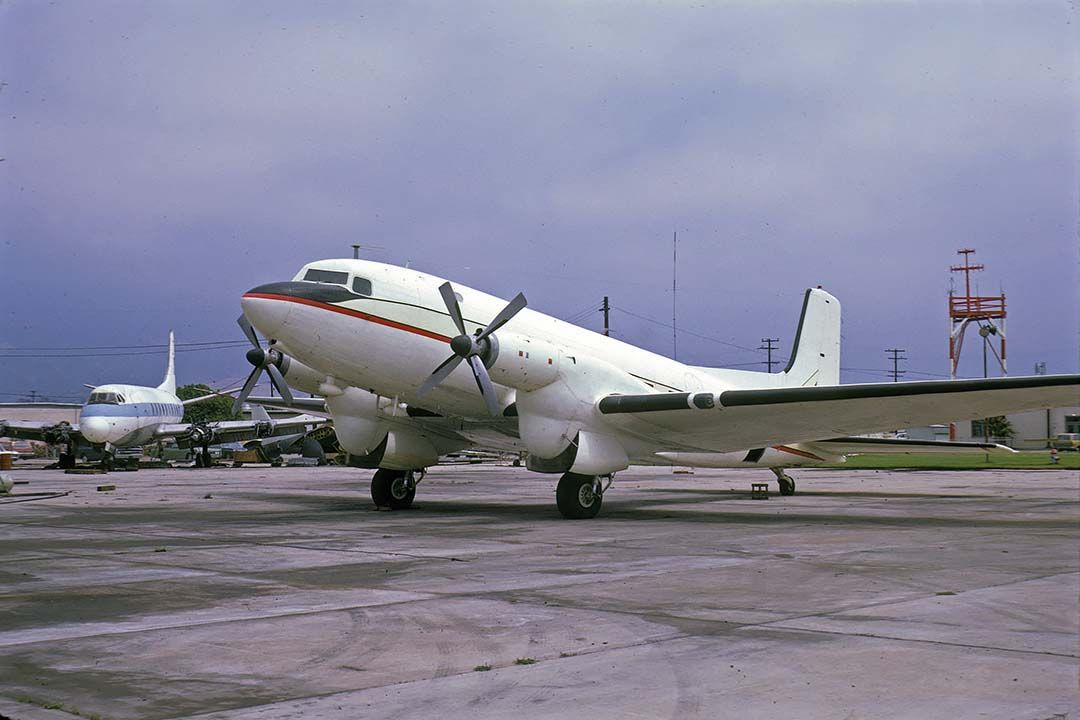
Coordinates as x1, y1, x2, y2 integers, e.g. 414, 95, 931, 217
371, 468, 422, 510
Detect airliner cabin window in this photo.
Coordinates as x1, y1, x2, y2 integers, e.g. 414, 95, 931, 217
352, 277, 372, 296
303, 269, 349, 285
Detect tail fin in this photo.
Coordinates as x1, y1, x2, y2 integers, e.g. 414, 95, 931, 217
158, 331, 177, 395
782, 289, 841, 387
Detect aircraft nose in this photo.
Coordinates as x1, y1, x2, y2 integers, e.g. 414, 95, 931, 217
241, 287, 294, 341
79, 415, 113, 444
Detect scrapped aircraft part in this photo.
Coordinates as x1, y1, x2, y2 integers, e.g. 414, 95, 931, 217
417, 281, 529, 415
556, 473, 603, 519
371, 468, 416, 510
326, 387, 384, 454
771, 467, 796, 496
233, 314, 294, 413
569, 431, 629, 476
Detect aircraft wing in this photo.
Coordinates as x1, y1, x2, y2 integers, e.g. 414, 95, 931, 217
597, 375, 1080, 454
810, 437, 1016, 455
242, 396, 331, 418
0, 420, 82, 444
153, 414, 326, 447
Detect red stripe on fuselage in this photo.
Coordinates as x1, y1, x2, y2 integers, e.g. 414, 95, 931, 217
243, 293, 452, 343
771, 444, 825, 461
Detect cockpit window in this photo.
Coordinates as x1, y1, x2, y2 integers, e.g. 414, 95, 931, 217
303, 269, 349, 285
88, 392, 121, 405
352, 277, 372, 296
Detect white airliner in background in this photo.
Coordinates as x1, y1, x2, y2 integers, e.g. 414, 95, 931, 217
234, 258, 1079, 519
0, 333, 323, 468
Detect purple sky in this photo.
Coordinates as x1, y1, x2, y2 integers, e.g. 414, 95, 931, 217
2, 1, 1077, 402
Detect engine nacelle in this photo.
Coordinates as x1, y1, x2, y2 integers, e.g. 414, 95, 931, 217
487, 331, 561, 392
278, 354, 326, 396
326, 387, 385, 455
348, 428, 440, 471
517, 351, 650, 473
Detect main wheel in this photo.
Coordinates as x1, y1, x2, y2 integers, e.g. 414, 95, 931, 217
556, 473, 603, 519
371, 469, 416, 510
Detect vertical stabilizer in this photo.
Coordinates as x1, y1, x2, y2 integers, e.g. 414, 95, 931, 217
782, 289, 841, 387
158, 331, 177, 395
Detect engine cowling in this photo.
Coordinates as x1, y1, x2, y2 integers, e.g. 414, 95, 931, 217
348, 428, 440, 471
325, 387, 385, 455
516, 351, 650, 473
278, 354, 327, 396
486, 331, 561, 392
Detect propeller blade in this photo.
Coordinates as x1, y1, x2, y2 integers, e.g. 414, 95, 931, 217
438, 282, 467, 336
468, 355, 501, 416
476, 292, 527, 342
237, 314, 260, 349
417, 354, 464, 396
266, 364, 295, 406
232, 366, 263, 415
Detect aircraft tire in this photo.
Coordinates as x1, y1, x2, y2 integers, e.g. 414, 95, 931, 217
778, 474, 796, 496
371, 469, 415, 510
556, 473, 603, 519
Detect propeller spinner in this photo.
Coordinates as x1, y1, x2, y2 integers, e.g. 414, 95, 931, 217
417, 282, 527, 415
232, 314, 295, 414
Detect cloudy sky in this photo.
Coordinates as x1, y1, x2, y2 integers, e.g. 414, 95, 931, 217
2, 1, 1077, 402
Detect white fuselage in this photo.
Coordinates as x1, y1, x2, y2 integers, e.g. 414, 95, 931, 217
243, 260, 783, 407
240, 259, 788, 464
79, 383, 185, 447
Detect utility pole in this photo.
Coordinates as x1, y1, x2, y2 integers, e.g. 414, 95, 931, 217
759, 338, 779, 373
601, 296, 610, 337
886, 348, 907, 382
672, 231, 678, 360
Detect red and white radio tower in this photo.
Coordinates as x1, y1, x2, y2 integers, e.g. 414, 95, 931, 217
948, 248, 1007, 380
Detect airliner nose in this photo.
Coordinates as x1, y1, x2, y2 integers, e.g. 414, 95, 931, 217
80, 415, 113, 444
241, 283, 298, 340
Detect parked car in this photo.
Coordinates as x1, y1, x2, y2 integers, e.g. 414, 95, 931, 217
1052, 433, 1080, 451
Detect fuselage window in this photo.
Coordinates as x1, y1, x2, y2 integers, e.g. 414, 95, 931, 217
303, 269, 349, 285
352, 277, 372, 296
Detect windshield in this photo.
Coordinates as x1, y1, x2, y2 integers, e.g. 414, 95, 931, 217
87, 392, 121, 405
303, 269, 349, 285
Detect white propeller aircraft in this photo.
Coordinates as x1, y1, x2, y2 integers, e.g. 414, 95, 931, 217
234, 259, 1079, 518
0, 333, 323, 469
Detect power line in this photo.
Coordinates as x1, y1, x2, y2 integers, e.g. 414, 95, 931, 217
610, 306, 763, 354
0, 343, 249, 359
4, 340, 250, 351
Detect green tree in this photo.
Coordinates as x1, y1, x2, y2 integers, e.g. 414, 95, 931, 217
178, 384, 238, 424
984, 415, 1015, 440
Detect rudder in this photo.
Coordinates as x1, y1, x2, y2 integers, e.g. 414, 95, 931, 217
782, 289, 841, 387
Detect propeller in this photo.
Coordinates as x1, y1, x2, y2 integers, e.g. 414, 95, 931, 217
232, 314, 295, 414
417, 282, 527, 415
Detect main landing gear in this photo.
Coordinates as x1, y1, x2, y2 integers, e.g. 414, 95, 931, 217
371, 468, 424, 510
556, 472, 607, 519
771, 467, 796, 496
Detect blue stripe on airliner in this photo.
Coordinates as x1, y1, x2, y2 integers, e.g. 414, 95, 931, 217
81, 403, 184, 419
